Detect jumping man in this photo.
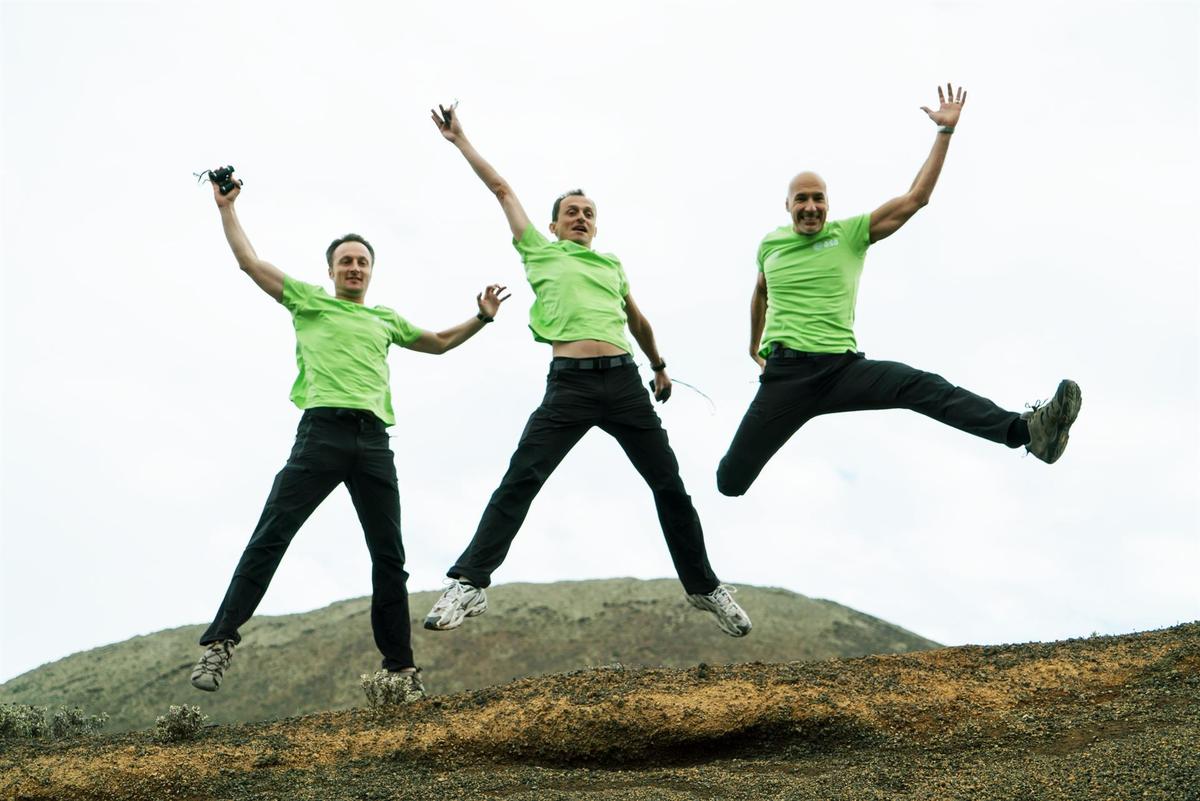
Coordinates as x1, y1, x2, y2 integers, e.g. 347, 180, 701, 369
190, 173, 508, 696
717, 84, 1082, 498
422, 104, 751, 637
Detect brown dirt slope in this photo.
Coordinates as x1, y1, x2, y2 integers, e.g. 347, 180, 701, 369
0, 579, 938, 732
3, 623, 1198, 801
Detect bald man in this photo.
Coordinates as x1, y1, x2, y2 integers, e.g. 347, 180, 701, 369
717, 84, 1081, 497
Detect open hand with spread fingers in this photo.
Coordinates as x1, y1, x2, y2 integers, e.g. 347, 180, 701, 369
921, 83, 967, 128
477, 284, 510, 319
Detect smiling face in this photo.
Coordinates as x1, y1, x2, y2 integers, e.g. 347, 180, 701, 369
328, 241, 373, 302
786, 172, 828, 235
549, 195, 597, 248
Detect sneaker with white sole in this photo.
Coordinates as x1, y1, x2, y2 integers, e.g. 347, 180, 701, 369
687, 585, 752, 637
1023, 379, 1082, 464
423, 579, 488, 631
361, 668, 427, 708
389, 668, 427, 702
190, 640, 235, 692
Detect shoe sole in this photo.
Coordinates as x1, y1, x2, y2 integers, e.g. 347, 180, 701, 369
1046, 380, 1082, 463
686, 596, 752, 638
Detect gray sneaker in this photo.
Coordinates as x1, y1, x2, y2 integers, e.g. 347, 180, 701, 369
423, 579, 488, 631
687, 585, 752, 637
361, 668, 426, 707
389, 668, 426, 702
190, 640, 235, 692
1023, 379, 1082, 464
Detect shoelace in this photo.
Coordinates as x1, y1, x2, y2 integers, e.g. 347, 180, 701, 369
711, 584, 741, 611
435, 580, 471, 608
198, 644, 233, 671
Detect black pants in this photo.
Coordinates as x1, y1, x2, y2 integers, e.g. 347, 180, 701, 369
449, 358, 720, 595
717, 351, 1023, 497
200, 408, 414, 671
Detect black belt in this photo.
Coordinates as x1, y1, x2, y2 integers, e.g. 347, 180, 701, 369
304, 407, 386, 431
769, 343, 858, 359
550, 354, 634, 371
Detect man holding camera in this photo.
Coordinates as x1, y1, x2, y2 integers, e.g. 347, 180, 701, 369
716, 84, 1082, 498
190, 171, 508, 696
421, 104, 751, 639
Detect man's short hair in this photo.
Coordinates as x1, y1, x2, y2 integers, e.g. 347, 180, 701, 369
551, 189, 588, 222
326, 233, 375, 266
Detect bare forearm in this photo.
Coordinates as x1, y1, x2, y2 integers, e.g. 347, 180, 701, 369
219, 205, 259, 269
218, 204, 284, 300
429, 316, 490, 354
749, 287, 767, 358
454, 135, 511, 197
629, 318, 663, 366
907, 131, 952, 205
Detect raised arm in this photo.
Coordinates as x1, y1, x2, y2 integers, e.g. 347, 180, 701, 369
212, 177, 285, 302
625, 292, 672, 403
749, 272, 768, 371
431, 103, 532, 241
405, 284, 511, 355
868, 83, 967, 244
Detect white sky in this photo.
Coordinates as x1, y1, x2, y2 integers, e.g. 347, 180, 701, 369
2, 0, 1197, 684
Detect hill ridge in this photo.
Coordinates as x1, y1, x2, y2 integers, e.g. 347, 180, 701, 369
0, 578, 939, 732
3, 622, 1197, 800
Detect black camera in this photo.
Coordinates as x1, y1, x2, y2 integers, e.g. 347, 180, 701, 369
207, 165, 239, 195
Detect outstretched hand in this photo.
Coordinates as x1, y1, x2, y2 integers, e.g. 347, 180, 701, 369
430, 101, 464, 142
920, 83, 967, 128
477, 284, 510, 318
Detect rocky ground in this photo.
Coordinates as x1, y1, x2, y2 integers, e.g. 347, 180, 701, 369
3, 623, 1198, 800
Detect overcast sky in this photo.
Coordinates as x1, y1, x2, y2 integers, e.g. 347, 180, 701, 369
2, 0, 1197, 684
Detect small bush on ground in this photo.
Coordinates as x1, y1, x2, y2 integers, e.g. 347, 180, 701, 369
1, 703, 108, 740
154, 704, 207, 742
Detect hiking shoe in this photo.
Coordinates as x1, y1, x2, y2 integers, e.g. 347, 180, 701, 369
388, 668, 427, 702
423, 579, 488, 631
361, 668, 426, 707
687, 585, 752, 637
1023, 379, 1082, 464
190, 640, 235, 692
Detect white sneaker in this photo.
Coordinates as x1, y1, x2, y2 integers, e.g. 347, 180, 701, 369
687, 585, 752, 637
423, 579, 488, 631
190, 640, 235, 692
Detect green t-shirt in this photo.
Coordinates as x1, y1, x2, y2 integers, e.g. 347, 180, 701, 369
757, 214, 872, 356
513, 225, 633, 353
280, 277, 422, 426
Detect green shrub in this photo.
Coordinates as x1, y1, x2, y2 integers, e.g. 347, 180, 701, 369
154, 704, 208, 743
0, 703, 107, 740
